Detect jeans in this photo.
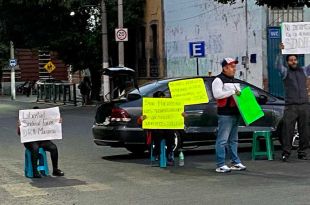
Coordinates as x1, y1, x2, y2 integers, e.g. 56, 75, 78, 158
216, 115, 241, 167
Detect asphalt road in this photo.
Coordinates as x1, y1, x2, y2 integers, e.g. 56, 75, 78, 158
1, 96, 310, 205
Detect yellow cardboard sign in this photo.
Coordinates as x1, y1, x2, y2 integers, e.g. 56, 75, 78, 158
142, 98, 184, 129
44, 61, 56, 73
168, 78, 209, 105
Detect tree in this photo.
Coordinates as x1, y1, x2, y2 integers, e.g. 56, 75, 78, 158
0, 0, 145, 100
215, 0, 310, 8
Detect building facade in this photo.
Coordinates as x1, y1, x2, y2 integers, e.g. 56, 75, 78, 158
163, 0, 310, 96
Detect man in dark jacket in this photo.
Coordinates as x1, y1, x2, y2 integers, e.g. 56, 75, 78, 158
276, 43, 310, 161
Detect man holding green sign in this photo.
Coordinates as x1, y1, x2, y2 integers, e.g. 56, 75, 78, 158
212, 57, 246, 173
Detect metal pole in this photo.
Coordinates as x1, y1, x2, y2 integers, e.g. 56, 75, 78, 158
118, 0, 124, 67
101, 0, 110, 101
245, 0, 249, 80
10, 41, 16, 100
196, 58, 199, 76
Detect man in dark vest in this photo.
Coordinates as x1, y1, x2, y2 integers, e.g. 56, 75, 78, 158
212, 57, 246, 173
276, 43, 310, 161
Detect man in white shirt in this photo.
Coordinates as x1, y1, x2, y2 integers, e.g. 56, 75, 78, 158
212, 57, 246, 173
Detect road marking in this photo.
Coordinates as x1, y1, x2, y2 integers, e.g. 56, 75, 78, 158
1, 183, 48, 197
73, 183, 111, 192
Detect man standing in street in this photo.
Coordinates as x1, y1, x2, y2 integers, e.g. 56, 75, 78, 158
212, 57, 246, 173
276, 43, 310, 161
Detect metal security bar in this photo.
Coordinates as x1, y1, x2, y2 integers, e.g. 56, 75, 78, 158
268, 7, 304, 26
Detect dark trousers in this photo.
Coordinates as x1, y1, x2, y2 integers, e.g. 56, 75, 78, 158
24, 140, 59, 173
282, 104, 310, 156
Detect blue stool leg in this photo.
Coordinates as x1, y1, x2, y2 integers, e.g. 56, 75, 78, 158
159, 139, 167, 168
150, 141, 155, 163
37, 148, 49, 176
24, 149, 33, 178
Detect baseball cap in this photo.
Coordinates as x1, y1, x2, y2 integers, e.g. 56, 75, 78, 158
221, 57, 238, 67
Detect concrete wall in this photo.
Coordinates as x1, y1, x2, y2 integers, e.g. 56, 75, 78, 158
164, 0, 267, 88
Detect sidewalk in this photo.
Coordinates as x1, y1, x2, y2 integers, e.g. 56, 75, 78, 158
0, 94, 37, 103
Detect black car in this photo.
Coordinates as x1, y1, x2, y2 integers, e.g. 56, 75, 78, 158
92, 76, 285, 154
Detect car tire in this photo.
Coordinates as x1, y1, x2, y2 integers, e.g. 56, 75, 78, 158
125, 145, 147, 155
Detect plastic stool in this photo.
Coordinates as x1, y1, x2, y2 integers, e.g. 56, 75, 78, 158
24, 148, 49, 178
150, 139, 167, 168
159, 139, 167, 168
252, 131, 274, 160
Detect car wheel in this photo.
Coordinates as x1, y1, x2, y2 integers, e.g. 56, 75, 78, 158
125, 145, 147, 155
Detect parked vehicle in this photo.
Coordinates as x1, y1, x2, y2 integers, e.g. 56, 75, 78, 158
92, 76, 286, 154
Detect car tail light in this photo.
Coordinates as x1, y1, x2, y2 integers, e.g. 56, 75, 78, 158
111, 108, 131, 122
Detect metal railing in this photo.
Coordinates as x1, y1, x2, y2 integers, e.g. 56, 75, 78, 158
36, 82, 77, 106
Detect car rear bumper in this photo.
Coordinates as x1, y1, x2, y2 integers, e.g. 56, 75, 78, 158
92, 125, 145, 147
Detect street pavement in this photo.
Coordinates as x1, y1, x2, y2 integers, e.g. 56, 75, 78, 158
1, 94, 310, 205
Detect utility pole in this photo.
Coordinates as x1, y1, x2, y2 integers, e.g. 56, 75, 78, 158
245, 0, 249, 80
101, 0, 110, 101
10, 41, 16, 100
118, 0, 124, 67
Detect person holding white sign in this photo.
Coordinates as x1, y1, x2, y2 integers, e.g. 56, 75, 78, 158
18, 106, 64, 178
275, 43, 310, 162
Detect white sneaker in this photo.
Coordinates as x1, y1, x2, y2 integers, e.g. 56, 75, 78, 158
230, 163, 246, 171
215, 165, 231, 173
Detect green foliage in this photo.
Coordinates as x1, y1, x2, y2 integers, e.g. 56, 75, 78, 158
215, 0, 310, 8
0, 0, 145, 99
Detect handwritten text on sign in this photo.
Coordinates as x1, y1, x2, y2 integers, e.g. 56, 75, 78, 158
142, 98, 184, 129
19, 107, 62, 143
282, 22, 310, 54
168, 78, 209, 105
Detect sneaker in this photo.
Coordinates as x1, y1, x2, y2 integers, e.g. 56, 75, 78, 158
230, 163, 246, 171
282, 155, 289, 162
52, 169, 64, 177
215, 165, 231, 173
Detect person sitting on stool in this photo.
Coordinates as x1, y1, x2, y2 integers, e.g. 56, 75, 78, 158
18, 106, 64, 178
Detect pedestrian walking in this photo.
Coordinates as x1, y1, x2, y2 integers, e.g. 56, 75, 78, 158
78, 76, 92, 105
212, 57, 246, 173
276, 43, 310, 161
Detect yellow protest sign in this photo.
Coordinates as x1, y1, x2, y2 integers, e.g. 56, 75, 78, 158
44, 61, 56, 73
168, 78, 209, 105
142, 98, 184, 129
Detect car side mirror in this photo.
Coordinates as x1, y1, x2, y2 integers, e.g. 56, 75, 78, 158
257, 95, 268, 105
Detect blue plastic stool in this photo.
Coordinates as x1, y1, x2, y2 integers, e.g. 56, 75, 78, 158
150, 139, 167, 168
24, 148, 49, 178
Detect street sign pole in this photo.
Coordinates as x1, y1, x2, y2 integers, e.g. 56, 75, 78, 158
10, 41, 16, 100
196, 58, 199, 76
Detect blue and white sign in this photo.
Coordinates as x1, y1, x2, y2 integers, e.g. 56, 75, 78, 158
9, 59, 17, 67
189, 41, 205, 58
268, 28, 280, 39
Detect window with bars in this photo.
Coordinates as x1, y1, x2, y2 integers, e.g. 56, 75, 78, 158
268, 7, 304, 26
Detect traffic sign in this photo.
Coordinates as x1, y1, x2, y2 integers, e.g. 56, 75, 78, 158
9, 59, 17, 67
115, 28, 128, 41
189, 41, 206, 58
44, 61, 56, 73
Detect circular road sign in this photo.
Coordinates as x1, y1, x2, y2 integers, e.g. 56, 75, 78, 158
115, 28, 128, 42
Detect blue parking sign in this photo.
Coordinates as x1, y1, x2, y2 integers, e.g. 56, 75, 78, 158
268, 28, 280, 39
189, 41, 205, 58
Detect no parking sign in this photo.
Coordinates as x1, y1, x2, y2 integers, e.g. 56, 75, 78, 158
115, 28, 128, 41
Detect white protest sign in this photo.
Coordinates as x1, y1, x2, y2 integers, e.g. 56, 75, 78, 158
281, 22, 310, 54
19, 107, 62, 143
